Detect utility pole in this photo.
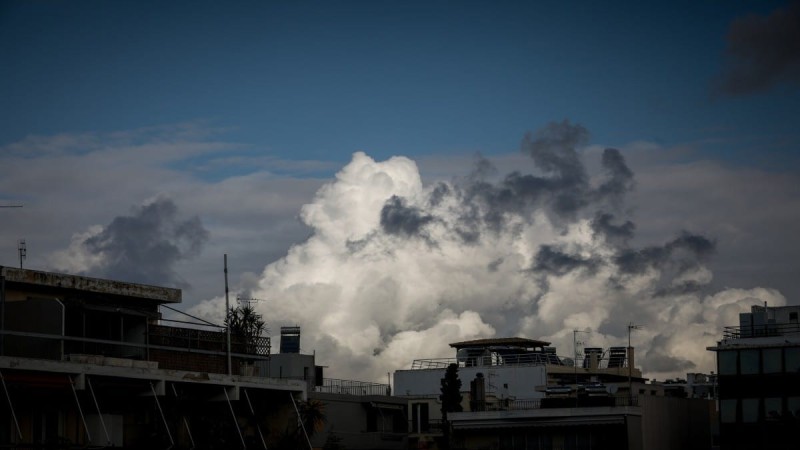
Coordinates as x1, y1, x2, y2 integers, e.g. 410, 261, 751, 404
627, 322, 642, 404
224, 254, 231, 376
573, 330, 590, 386
17, 240, 26, 269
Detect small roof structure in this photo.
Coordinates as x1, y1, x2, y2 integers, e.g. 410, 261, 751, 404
449, 337, 551, 350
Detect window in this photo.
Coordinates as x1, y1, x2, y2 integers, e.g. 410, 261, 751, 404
719, 351, 737, 375
764, 397, 782, 420
742, 398, 759, 423
411, 403, 429, 433
740, 350, 759, 375
786, 348, 800, 373
720, 399, 737, 423
762, 348, 782, 374
788, 397, 800, 419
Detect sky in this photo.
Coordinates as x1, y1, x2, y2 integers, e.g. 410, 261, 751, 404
1, 0, 799, 383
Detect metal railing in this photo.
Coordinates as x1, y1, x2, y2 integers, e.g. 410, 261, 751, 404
0, 324, 271, 375
410, 352, 629, 370
314, 378, 391, 396
149, 324, 270, 355
467, 395, 638, 412
723, 322, 800, 340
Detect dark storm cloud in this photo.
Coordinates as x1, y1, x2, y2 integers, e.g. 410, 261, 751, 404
83, 197, 209, 287
591, 213, 635, 243
715, 1, 800, 95
380, 195, 434, 237
595, 148, 635, 204
614, 232, 715, 275
449, 120, 595, 235
533, 245, 599, 276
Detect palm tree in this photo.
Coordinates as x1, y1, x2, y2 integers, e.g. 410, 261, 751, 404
299, 399, 327, 437
225, 304, 266, 354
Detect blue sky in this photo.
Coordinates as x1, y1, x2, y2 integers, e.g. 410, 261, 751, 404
2, 1, 797, 170
1, 1, 799, 376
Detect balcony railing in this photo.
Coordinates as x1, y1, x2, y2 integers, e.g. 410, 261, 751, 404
314, 378, 392, 396
0, 324, 270, 375
723, 322, 800, 340
468, 395, 638, 412
410, 351, 629, 370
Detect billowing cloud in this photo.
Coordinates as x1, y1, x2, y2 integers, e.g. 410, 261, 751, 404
49, 196, 208, 287
714, 0, 800, 95
190, 121, 786, 383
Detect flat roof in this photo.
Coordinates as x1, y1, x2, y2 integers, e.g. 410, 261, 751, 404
449, 337, 551, 349
1, 267, 181, 304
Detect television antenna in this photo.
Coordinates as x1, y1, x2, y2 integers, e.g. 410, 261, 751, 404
627, 322, 643, 402
236, 296, 263, 307
573, 329, 591, 384
17, 239, 26, 269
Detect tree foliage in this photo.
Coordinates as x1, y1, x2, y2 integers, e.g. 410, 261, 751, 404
440, 363, 463, 416
439, 363, 463, 450
225, 303, 266, 353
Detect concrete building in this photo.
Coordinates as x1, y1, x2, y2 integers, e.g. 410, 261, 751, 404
257, 325, 407, 449
394, 337, 714, 450
707, 304, 800, 450
0, 266, 306, 449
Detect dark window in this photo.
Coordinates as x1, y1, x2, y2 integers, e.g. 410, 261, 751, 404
763, 348, 782, 374
740, 350, 759, 375
411, 402, 429, 433
719, 351, 737, 375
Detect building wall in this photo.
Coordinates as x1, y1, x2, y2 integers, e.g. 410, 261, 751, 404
308, 392, 407, 450
640, 396, 714, 450
395, 365, 547, 399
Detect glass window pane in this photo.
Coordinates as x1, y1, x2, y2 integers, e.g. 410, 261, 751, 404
742, 398, 759, 423
721, 399, 737, 423
786, 348, 800, 373
763, 349, 782, 373
764, 397, 781, 420
788, 397, 800, 419
719, 351, 737, 375
740, 350, 759, 375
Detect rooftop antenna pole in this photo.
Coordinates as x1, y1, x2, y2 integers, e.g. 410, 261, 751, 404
627, 322, 642, 404
225, 254, 231, 376
573, 330, 589, 386
17, 240, 26, 269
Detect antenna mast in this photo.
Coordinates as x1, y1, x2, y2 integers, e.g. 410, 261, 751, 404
224, 254, 231, 376
17, 240, 26, 269
627, 322, 642, 403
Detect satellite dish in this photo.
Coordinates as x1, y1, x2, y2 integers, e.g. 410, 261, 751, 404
562, 357, 575, 367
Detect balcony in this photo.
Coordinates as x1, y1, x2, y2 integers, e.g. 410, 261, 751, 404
0, 323, 271, 376
723, 322, 800, 340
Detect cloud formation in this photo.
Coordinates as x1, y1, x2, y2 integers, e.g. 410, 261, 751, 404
49, 196, 208, 287
190, 121, 786, 383
715, 0, 800, 95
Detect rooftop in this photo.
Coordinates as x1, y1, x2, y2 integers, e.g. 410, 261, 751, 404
449, 337, 551, 349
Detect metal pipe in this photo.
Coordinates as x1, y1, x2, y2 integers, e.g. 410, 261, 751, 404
289, 392, 313, 450
151, 382, 174, 449
69, 375, 92, 444
1, 270, 5, 356
0, 370, 23, 441
87, 377, 111, 446
244, 388, 268, 450
172, 384, 195, 449
224, 387, 246, 450
224, 254, 231, 376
